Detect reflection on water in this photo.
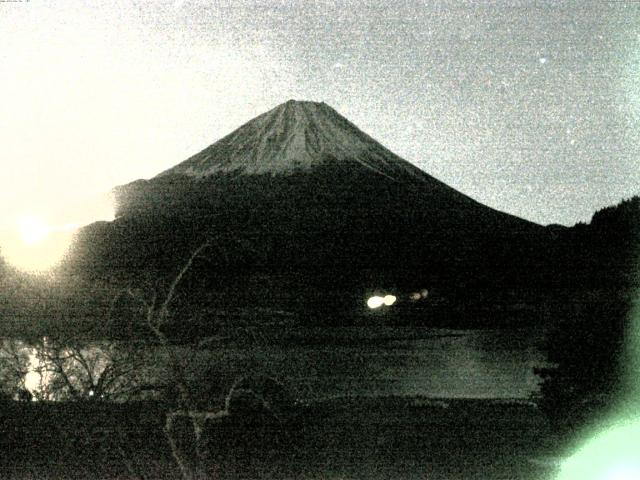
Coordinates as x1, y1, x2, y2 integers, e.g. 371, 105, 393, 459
397, 329, 546, 398
262, 328, 546, 399
0, 337, 146, 401
1, 327, 546, 401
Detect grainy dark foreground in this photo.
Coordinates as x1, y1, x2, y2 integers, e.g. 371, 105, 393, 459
0, 397, 559, 480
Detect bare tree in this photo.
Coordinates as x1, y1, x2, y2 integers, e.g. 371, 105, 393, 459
125, 242, 219, 480
126, 241, 294, 479
0, 338, 31, 399
27, 337, 150, 401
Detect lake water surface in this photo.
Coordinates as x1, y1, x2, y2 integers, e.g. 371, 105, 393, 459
13, 327, 547, 401
211, 327, 548, 400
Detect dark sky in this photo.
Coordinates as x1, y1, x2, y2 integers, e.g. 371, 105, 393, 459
1, 0, 639, 232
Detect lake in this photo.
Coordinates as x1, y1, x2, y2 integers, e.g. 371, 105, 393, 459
7, 326, 547, 401
234, 326, 548, 400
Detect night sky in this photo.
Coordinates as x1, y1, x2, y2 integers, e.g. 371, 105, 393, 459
1, 0, 639, 236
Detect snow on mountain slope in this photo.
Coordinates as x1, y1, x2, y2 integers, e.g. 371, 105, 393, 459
157, 100, 433, 182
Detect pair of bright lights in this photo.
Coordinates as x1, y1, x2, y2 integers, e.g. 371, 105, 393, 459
367, 295, 397, 309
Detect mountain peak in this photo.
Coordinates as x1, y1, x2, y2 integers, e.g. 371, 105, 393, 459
284, 98, 325, 106
156, 100, 429, 181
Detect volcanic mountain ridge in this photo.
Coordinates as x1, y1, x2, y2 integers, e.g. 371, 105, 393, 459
70, 100, 547, 322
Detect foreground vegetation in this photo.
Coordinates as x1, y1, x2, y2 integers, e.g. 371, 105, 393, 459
0, 396, 557, 480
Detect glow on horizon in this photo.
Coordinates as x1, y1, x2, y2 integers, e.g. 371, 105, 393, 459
1, 194, 115, 274
17, 216, 50, 245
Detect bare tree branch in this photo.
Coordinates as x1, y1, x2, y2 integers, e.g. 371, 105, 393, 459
159, 242, 210, 323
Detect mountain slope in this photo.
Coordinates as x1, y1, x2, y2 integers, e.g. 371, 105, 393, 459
115, 100, 531, 231
68, 100, 548, 326
158, 100, 442, 181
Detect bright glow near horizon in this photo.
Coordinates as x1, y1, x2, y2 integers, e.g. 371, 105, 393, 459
1, 193, 115, 273
0, 1, 278, 274
17, 216, 50, 245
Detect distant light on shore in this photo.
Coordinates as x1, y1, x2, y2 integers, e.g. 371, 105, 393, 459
383, 295, 397, 306
367, 296, 385, 309
409, 289, 429, 301
367, 293, 398, 309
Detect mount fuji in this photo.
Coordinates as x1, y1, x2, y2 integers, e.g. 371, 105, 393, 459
69, 100, 547, 325
158, 100, 453, 181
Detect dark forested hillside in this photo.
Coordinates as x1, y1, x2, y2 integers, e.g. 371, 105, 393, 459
536, 196, 639, 432
62, 164, 548, 333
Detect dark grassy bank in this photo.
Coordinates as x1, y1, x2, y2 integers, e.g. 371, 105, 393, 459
0, 400, 175, 479
1, 397, 559, 480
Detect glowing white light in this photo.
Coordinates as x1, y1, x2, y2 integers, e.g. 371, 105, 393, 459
539, 57, 548, 64
383, 295, 397, 306
24, 348, 41, 393
605, 465, 640, 480
367, 296, 385, 309
17, 216, 50, 245
2, 194, 115, 273
557, 419, 640, 480
4, 217, 73, 273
